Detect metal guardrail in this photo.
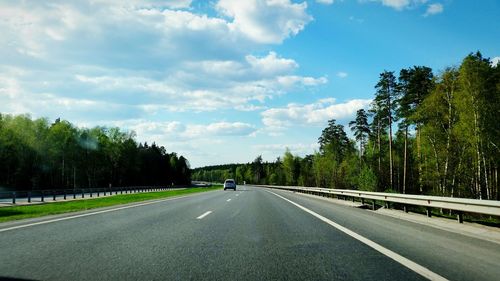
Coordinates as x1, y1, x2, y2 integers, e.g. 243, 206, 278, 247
0, 186, 177, 205
257, 185, 500, 223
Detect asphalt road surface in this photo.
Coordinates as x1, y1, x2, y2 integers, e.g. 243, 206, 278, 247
1, 185, 499, 281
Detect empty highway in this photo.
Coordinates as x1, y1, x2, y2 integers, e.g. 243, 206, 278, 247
1, 185, 499, 280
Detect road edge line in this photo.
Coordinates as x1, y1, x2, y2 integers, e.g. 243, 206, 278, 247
266, 189, 448, 281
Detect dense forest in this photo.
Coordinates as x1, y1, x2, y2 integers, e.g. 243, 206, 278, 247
0, 115, 191, 191
193, 52, 500, 200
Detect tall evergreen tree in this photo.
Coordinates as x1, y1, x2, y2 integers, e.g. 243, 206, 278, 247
349, 109, 370, 164
372, 71, 398, 190
318, 119, 350, 160
398, 66, 434, 193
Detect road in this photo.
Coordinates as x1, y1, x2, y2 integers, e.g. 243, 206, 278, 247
0, 185, 499, 280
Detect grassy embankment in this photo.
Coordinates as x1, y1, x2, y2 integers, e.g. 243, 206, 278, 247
0, 186, 222, 223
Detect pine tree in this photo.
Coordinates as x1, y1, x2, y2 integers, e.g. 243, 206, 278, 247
398, 66, 434, 193
349, 109, 370, 164
373, 71, 398, 190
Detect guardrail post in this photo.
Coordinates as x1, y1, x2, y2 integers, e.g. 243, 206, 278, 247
12, 192, 16, 204
41, 191, 45, 202
372, 200, 376, 210
82, 189, 85, 198
361, 198, 364, 205
64, 190, 67, 200
457, 212, 464, 223
90, 188, 93, 197
28, 192, 31, 203
53, 191, 56, 201
97, 189, 100, 197
73, 190, 76, 199
403, 205, 408, 213
426, 207, 432, 217
385, 202, 389, 209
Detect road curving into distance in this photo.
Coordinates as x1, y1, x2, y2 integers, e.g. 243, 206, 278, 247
0, 185, 499, 280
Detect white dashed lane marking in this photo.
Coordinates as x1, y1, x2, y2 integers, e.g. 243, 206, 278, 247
196, 211, 212, 220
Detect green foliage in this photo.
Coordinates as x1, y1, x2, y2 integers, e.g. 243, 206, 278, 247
193, 51, 500, 200
0, 115, 191, 190
357, 165, 377, 191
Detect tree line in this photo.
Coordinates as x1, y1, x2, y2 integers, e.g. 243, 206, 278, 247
193, 52, 500, 200
0, 115, 191, 191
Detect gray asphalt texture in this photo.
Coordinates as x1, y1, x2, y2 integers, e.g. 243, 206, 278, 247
0, 185, 499, 281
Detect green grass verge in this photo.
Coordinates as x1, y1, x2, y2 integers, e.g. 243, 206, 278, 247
0, 186, 222, 223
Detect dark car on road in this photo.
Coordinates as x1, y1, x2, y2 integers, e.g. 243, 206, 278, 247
223, 179, 236, 191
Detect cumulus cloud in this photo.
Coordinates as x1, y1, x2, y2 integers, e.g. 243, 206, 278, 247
112, 120, 256, 141
0, 1, 323, 115
105, 119, 258, 166
216, 0, 312, 44
261, 98, 372, 128
423, 3, 443, 16
368, 0, 430, 11
316, 0, 334, 5
246, 52, 298, 76
184, 122, 256, 138
492, 57, 500, 67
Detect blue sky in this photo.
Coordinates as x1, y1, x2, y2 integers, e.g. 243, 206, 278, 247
1, 0, 499, 167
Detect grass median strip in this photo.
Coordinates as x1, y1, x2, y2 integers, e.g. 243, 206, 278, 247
0, 186, 222, 223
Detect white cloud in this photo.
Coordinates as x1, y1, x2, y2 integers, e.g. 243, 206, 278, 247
261, 98, 372, 128
113, 119, 256, 140
424, 3, 443, 16
0, 1, 323, 115
216, 0, 312, 44
492, 57, 500, 67
316, 0, 334, 5
90, 0, 193, 9
185, 122, 256, 138
276, 75, 328, 87
367, 0, 429, 11
381, 0, 411, 10
254, 143, 319, 155
72, 65, 326, 113
246, 52, 298, 76
337, 71, 348, 78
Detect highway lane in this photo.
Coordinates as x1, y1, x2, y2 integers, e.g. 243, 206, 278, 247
0, 185, 498, 280
264, 187, 500, 281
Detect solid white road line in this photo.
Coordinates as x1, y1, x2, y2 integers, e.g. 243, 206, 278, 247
227, 199, 232, 202
196, 211, 212, 219
266, 190, 448, 281
0, 194, 201, 233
